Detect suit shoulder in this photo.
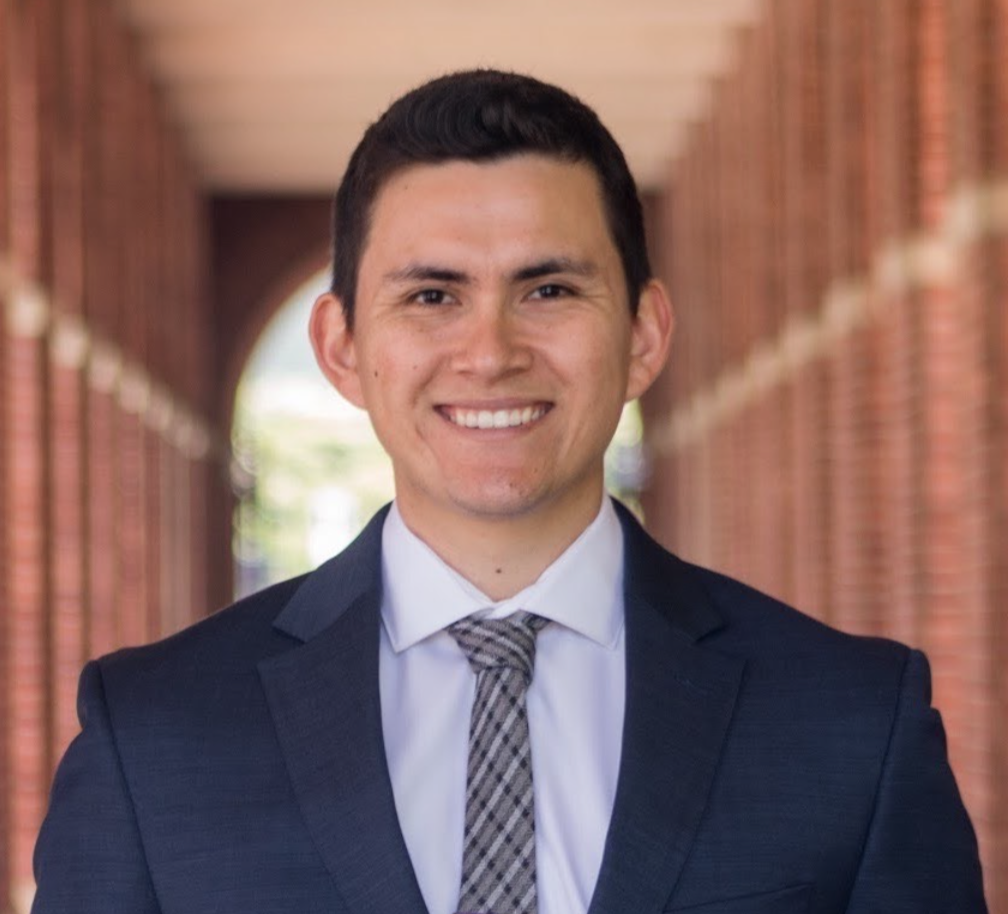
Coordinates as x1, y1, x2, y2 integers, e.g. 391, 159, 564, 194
95, 573, 309, 689
685, 561, 911, 677
617, 504, 911, 679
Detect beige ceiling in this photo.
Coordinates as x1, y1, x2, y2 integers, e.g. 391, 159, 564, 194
117, 0, 764, 194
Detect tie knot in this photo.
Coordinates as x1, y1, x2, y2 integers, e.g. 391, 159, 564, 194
448, 612, 549, 681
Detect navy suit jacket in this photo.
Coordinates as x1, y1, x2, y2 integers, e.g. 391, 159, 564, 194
33, 503, 987, 913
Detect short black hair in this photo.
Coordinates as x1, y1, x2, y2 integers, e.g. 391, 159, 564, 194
331, 69, 651, 327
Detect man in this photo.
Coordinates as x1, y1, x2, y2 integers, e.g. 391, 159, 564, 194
33, 70, 986, 913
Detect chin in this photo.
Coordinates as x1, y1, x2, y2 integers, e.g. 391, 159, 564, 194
445, 480, 551, 520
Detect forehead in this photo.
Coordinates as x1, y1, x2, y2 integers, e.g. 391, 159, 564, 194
360, 155, 617, 272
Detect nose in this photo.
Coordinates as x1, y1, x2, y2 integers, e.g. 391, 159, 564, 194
449, 302, 532, 378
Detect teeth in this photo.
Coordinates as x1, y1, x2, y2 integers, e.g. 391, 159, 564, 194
447, 406, 545, 429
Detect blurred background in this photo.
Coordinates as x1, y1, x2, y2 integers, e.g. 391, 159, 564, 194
1, 0, 1005, 911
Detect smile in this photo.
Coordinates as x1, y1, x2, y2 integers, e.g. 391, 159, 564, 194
441, 404, 550, 429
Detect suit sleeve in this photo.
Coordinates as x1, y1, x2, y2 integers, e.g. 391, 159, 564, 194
844, 649, 987, 913
31, 660, 162, 914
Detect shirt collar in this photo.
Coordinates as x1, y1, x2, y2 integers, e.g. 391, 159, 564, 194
380, 497, 624, 653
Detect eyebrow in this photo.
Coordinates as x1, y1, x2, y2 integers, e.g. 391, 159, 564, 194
511, 257, 598, 282
383, 265, 469, 285
383, 257, 599, 287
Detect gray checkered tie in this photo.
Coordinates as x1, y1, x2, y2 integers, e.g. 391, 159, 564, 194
448, 612, 549, 914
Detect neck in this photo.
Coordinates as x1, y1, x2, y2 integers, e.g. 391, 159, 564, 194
396, 494, 605, 601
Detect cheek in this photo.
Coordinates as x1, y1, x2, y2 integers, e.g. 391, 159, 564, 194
564, 331, 631, 396
358, 339, 434, 408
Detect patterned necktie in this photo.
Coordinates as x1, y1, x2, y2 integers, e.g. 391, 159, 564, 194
448, 611, 549, 914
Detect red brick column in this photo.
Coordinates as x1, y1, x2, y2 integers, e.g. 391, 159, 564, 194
48, 349, 86, 757
143, 114, 168, 643
86, 373, 120, 658
115, 20, 150, 650
155, 440, 182, 636
991, 2, 1008, 904
788, 362, 832, 623
871, 0, 920, 648
992, 207, 1008, 914
780, 0, 831, 622
48, 0, 90, 766
910, 2, 997, 870
4, 319, 49, 914
0, 0, 12, 905
82, 2, 122, 663
117, 408, 149, 647
6, 1, 55, 907
824, 1, 874, 637
145, 430, 164, 641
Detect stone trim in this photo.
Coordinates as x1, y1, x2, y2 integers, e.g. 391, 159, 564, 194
1, 254, 217, 461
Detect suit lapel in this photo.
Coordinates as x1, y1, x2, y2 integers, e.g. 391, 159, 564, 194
258, 509, 428, 914
256, 503, 741, 914
588, 507, 745, 914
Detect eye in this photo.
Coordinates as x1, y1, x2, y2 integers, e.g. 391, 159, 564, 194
412, 288, 452, 306
528, 283, 571, 300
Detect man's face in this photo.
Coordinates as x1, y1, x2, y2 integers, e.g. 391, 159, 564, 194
312, 154, 671, 536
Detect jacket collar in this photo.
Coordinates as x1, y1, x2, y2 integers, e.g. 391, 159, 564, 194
614, 499, 725, 642
273, 499, 725, 646
271, 504, 390, 643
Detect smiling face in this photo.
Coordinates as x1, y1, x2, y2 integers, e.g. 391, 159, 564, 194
311, 154, 672, 544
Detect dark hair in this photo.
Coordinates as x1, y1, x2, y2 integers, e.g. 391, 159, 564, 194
331, 69, 651, 327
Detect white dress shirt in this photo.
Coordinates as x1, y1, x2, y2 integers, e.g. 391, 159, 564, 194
379, 498, 626, 914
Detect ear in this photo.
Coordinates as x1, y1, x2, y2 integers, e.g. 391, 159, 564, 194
309, 292, 365, 408
625, 279, 675, 402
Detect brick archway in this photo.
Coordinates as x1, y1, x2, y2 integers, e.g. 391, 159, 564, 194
210, 196, 333, 432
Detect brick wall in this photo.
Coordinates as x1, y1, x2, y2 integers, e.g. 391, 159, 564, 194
642, 0, 1007, 906
0, 0, 9, 904
0, 1, 222, 910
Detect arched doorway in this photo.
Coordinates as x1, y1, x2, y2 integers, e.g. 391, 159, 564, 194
230, 270, 394, 598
